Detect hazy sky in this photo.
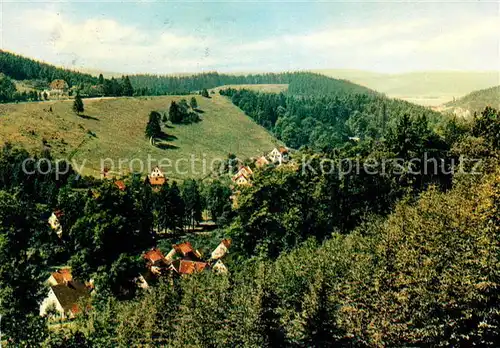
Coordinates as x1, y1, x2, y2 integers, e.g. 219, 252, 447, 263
1, 0, 499, 74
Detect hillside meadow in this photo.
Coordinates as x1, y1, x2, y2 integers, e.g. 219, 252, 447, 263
0, 95, 280, 179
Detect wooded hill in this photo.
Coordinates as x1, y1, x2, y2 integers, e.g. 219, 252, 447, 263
445, 85, 500, 113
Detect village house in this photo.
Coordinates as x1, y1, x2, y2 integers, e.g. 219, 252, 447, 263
232, 173, 251, 186
40, 269, 91, 320
48, 210, 64, 238
49, 79, 69, 97
169, 259, 208, 275
255, 156, 270, 168
211, 239, 232, 260
147, 166, 167, 189
268, 147, 290, 165
237, 165, 253, 178
231, 166, 253, 186
143, 248, 167, 275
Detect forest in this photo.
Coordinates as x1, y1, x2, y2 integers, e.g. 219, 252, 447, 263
219, 87, 444, 150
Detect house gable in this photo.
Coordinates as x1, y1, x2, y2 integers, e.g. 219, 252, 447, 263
148, 166, 167, 186
211, 239, 231, 260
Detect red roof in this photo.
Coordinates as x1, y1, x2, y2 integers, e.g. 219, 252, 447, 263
149, 176, 166, 186
173, 242, 195, 256
51, 268, 73, 284
221, 239, 232, 248
114, 181, 126, 191
171, 260, 208, 274
279, 147, 289, 154
143, 248, 165, 263
54, 210, 64, 218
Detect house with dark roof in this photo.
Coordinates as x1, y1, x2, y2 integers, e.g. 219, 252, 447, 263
40, 269, 91, 320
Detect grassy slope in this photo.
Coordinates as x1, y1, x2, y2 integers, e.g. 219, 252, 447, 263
0, 95, 280, 179
315, 69, 499, 106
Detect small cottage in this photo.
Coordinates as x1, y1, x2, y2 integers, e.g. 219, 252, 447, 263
268, 147, 289, 165
143, 248, 167, 275
49, 79, 69, 96
232, 166, 253, 186
148, 166, 167, 187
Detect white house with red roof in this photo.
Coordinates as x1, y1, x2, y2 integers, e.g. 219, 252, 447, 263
268, 147, 290, 165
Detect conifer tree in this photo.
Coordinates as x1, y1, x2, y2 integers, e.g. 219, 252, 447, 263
73, 93, 84, 114
145, 111, 162, 141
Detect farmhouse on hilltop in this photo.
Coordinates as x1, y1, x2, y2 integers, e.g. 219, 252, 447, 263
49, 79, 69, 96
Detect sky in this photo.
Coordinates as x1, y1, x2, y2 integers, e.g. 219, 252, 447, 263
1, 0, 499, 74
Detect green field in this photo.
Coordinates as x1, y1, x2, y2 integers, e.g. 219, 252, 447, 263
0, 95, 280, 179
